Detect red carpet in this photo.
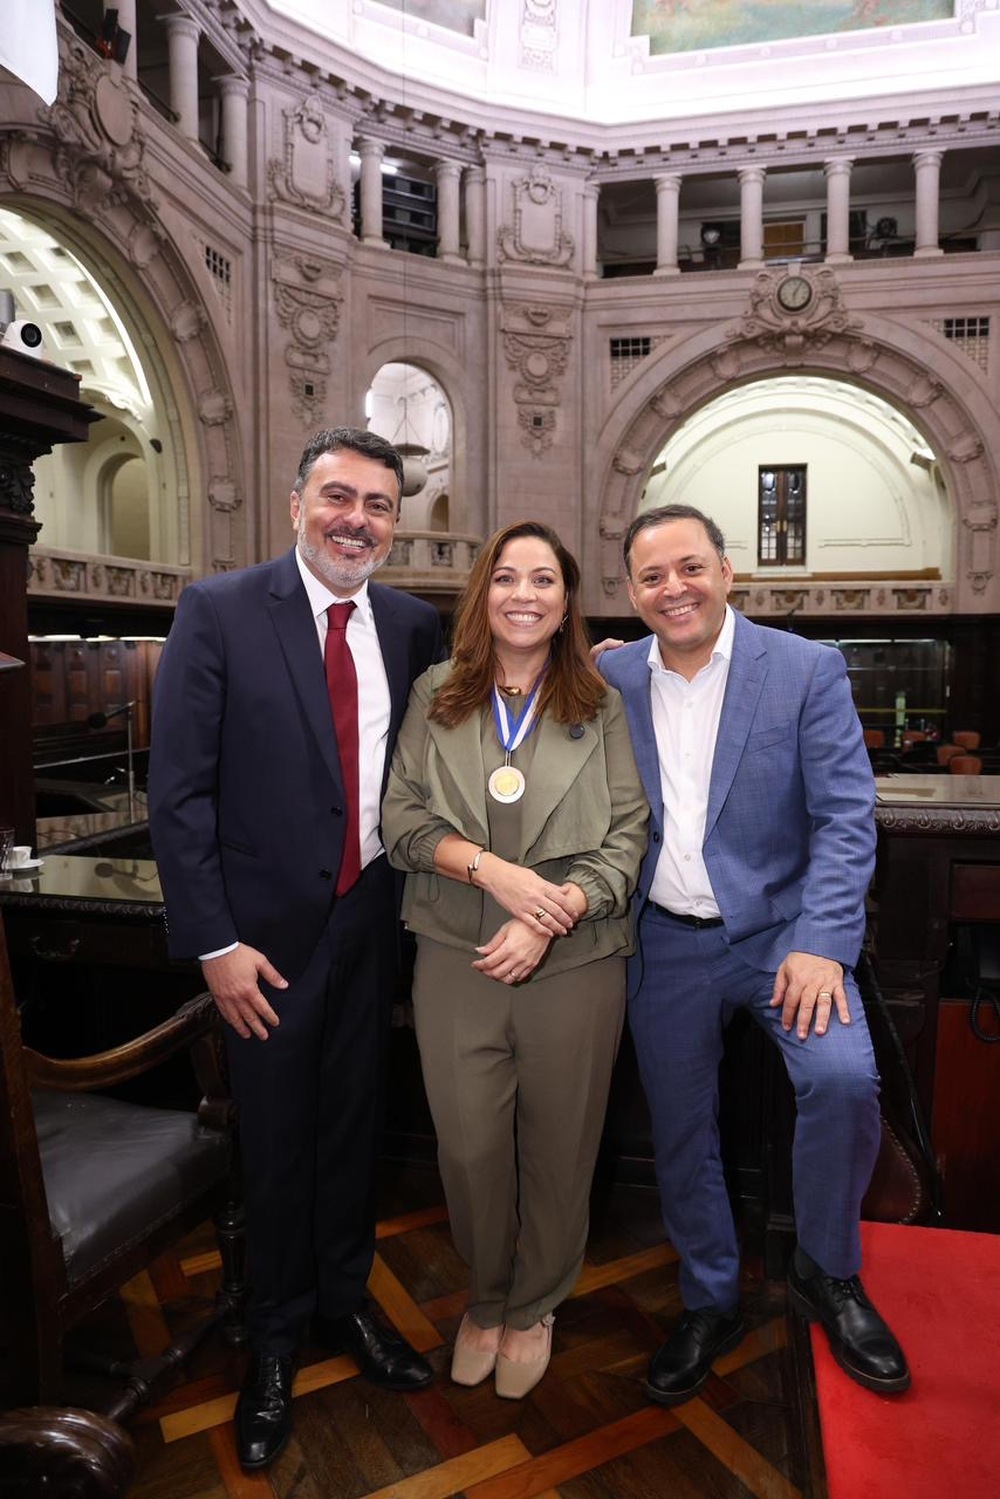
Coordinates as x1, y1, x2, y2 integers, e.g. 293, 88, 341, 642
811, 1221, 1000, 1498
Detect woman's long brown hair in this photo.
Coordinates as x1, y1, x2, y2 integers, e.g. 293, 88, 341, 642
429, 520, 606, 727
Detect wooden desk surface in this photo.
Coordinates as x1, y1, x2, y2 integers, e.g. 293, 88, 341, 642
876, 774, 1000, 832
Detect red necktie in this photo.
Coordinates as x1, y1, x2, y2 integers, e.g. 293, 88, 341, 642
324, 602, 361, 895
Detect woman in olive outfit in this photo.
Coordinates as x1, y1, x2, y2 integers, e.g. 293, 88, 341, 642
382, 520, 647, 1398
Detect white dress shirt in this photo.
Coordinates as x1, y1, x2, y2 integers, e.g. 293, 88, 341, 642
295, 548, 392, 873
647, 605, 736, 919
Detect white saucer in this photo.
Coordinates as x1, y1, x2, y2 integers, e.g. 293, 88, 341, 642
2, 857, 43, 874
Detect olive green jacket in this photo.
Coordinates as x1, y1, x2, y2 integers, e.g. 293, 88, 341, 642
382, 660, 650, 977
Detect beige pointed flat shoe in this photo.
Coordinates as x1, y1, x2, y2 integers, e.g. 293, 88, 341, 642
451, 1314, 503, 1386
494, 1314, 554, 1399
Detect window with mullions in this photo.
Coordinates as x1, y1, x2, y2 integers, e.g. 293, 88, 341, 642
758, 466, 806, 566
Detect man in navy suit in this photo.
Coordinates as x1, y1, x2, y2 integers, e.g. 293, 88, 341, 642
149, 428, 443, 1468
599, 503, 908, 1404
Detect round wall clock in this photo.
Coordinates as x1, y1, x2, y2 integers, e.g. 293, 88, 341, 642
776, 274, 814, 312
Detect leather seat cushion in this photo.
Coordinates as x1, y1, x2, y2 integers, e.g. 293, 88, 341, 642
32, 1089, 230, 1285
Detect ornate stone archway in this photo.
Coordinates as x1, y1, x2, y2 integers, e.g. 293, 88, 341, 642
0, 34, 246, 578
595, 268, 998, 617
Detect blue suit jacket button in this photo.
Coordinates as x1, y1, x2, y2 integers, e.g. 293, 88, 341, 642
319, 869, 333, 881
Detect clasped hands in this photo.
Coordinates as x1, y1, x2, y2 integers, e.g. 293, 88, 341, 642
472, 858, 586, 986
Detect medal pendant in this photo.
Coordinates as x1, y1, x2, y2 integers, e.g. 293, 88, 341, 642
488, 764, 526, 803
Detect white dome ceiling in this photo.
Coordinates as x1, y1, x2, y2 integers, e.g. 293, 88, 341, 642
260, 0, 1000, 127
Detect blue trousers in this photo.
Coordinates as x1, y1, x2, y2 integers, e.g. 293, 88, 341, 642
629, 906, 881, 1313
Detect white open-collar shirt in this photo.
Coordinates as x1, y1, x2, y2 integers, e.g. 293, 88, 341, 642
647, 603, 736, 919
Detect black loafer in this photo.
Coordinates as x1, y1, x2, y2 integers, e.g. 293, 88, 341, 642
645, 1308, 746, 1406
234, 1353, 294, 1470
321, 1307, 433, 1391
787, 1258, 910, 1393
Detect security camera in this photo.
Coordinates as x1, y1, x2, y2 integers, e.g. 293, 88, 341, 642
1, 320, 46, 357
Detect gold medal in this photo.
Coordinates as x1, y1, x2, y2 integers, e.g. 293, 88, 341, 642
488, 764, 526, 803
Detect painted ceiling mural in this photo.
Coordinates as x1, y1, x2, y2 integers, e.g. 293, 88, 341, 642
376, 0, 487, 37
631, 0, 954, 56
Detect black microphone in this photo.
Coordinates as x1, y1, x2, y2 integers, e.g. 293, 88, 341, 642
87, 701, 136, 729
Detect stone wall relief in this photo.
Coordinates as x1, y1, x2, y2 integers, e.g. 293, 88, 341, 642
272, 252, 344, 425
267, 95, 345, 220
737, 267, 859, 365
520, 0, 558, 71
46, 37, 155, 214
497, 166, 573, 266
501, 303, 571, 457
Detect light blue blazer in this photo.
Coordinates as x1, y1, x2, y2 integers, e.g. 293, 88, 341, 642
599, 609, 876, 973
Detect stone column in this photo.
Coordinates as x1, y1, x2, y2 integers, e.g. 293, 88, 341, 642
653, 173, 682, 277
824, 157, 854, 263
738, 166, 766, 269
435, 160, 463, 264
358, 137, 387, 246
218, 76, 249, 190
582, 178, 599, 280
109, 0, 137, 80
163, 14, 200, 142
464, 166, 486, 268
913, 150, 945, 258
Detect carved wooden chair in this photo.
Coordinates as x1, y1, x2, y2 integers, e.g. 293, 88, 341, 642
0, 914, 245, 1423
0, 1407, 134, 1498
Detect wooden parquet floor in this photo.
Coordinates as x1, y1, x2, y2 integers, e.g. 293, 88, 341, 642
76, 1164, 822, 1498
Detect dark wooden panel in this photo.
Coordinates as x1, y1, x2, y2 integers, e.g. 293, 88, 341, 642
950, 862, 1000, 922
932, 999, 1000, 1232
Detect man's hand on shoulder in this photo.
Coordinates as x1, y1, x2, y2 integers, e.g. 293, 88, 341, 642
590, 637, 625, 663
770, 951, 849, 1040
201, 943, 288, 1040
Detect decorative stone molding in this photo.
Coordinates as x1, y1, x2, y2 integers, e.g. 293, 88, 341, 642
28, 548, 189, 606
737, 268, 860, 365
170, 301, 208, 342
501, 303, 572, 456
498, 167, 574, 266
267, 95, 345, 220
379, 531, 481, 596
272, 251, 344, 425
208, 477, 242, 514
199, 390, 233, 426
520, 0, 558, 71
47, 38, 155, 213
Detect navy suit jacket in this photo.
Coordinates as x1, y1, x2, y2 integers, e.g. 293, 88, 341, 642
148, 547, 443, 979
599, 610, 876, 973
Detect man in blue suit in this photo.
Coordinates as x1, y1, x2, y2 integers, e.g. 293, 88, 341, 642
599, 503, 908, 1403
149, 428, 443, 1468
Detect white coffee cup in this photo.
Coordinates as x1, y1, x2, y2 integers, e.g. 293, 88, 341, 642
9, 845, 33, 867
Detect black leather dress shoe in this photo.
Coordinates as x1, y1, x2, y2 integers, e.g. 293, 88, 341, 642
787, 1258, 910, 1393
234, 1353, 294, 1470
645, 1308, 746, 1406
323, 1307, 434, 1391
